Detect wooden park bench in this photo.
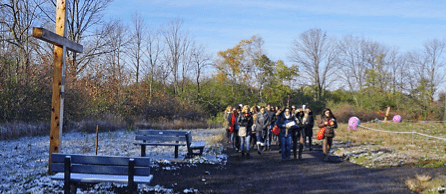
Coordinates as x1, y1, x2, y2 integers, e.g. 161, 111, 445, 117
133, 130, 205, 159
50, 153, 153, 194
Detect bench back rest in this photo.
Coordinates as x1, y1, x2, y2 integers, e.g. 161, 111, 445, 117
135, 130, 190, 143
51, 153, 151, 176
185, 132, 193, 147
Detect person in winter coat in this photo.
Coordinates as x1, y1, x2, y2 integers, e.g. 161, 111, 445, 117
317, 108, 338, 161
250, 106, 259, 149
255, 106, 270, 155
302, 107, 314, 151
276, 107, 299, 160
265, 105, 278, 149
224, 106, 232, 143
237, 105, 253, 157
293, 108, 305, 159
227, 107, 240, 151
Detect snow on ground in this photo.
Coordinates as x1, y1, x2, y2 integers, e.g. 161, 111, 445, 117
0, 128, 226, 194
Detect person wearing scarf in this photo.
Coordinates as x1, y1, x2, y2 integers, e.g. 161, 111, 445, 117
276, 107, 299, 160
237, 105, 253, 157
317, 108, 338, 161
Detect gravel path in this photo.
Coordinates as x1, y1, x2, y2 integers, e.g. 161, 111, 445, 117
163, 141, 446, 194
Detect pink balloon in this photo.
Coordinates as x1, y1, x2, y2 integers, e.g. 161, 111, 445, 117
348, 117, 360, 130
393, 115, 402, 123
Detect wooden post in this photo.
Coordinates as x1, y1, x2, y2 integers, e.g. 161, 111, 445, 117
95, 125, 99, 155
384, 107, 391, 121
49, 0, 67, 174
32, 0, 83, 173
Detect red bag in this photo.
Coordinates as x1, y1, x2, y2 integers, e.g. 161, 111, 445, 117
272, 125, 280, 136
317, 127, 325, 140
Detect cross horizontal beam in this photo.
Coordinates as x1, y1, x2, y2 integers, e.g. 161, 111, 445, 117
32, 27, 83, 53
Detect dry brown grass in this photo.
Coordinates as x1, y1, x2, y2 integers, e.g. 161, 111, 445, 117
0, 117, 217, 140
0, 121, 49, 140
204, 132, 224, 145
333, 122, 446, 158
405, 174, 446, 193
416, 174, 432, 182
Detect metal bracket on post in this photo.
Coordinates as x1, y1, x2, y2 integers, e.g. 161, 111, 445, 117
59, 45, 67, 152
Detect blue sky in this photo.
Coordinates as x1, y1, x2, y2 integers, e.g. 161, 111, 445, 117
104, 0, 446, 65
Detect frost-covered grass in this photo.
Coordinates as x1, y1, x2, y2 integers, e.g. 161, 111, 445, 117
0, 128, 226, 194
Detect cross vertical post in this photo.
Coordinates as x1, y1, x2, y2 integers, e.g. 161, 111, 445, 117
49, 0, 67, 174
32, 0, 83, 173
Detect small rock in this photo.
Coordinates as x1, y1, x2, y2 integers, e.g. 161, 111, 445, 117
204, 171, 210, 175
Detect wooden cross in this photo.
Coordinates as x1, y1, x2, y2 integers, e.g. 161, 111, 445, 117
32, 0, 83, 173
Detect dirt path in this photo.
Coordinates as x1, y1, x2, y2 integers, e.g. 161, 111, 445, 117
151, 142, 445, 194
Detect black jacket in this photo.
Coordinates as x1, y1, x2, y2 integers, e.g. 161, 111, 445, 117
237, 112, 253, 133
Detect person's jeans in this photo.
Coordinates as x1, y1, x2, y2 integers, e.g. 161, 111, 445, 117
279, 131, 292, 159
256, 130, 264, 145
267, 125, 273, 146
240, 135, 251, 152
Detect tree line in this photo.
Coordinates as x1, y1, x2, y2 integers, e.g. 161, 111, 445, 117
1, 0, 445, 127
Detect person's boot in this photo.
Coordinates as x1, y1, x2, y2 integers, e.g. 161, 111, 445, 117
241, 151, 245, 157
257, 143, 262, 155
293, 146, 297, 159
246, 151, 251, 158
323, 154, 329, 161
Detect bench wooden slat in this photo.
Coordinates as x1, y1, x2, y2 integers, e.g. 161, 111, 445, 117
50, 154, 152, 194
51, 153, 151, 166
51, 164, 151, 176
51, 173, 153, 184
135, 135, 186, 142
136, 130, 188, 136
133, 142, 186, 146
190, 142, 206, 148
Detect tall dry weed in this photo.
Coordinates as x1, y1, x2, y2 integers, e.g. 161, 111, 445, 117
0, 121, 49, 140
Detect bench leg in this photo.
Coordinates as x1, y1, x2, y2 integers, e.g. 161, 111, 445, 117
141, 145, 146, 157
64, 156, 71, 194
128, 159, 135, 194
175, 145, 179, 158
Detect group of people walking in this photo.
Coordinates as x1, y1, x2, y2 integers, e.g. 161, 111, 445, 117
224, 104, 337, 161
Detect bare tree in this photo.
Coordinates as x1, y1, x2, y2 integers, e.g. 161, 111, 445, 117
408, 38, 446, 102
37, 0, 113, 79
142, 26, 162, 99
102, 19, 130, 81
289, 28, 337, 101
0, 0, 44, 71
129, 12, 146, 83
337, 35, 368, 95
162, 18, 190, 96
189, 42, 212, 98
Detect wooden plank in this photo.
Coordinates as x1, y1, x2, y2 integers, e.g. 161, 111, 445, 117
51, 164, 151, 176
51, 173, 153, 184
136, 130, 188, 136
51, 154, 151, 166
133, 142, 186, 146
32, 27, 83, 53
135, 135, 186, 142
190, 142, 206, 148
